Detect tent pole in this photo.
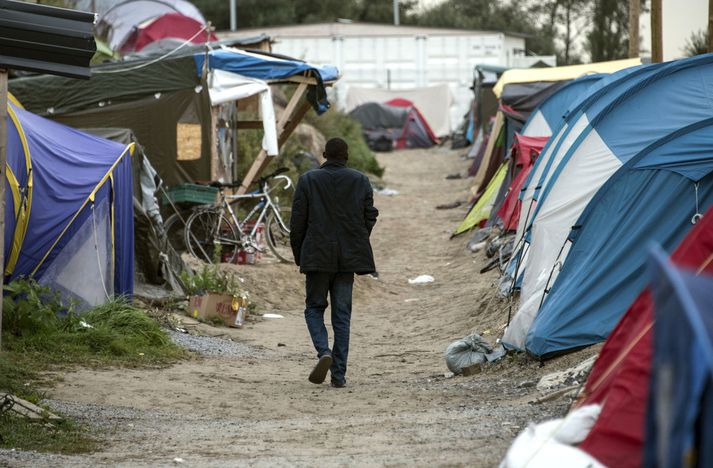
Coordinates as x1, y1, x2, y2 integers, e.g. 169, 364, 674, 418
651, 0, 663, 62
628, 0, 640, 58
230, 0, 237, 32
0, 69, 7, 350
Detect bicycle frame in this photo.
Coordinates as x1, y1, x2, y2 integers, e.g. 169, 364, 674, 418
220, 176, 291, 248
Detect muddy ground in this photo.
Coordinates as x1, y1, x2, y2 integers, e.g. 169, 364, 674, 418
0, 147, 597, 467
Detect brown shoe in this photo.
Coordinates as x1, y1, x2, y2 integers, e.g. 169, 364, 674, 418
308, 354, 333, 384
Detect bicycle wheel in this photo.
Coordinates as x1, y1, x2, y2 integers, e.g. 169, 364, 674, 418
185, 208, 240, 264
163, 212, 189, 253
266, 206, 294, 263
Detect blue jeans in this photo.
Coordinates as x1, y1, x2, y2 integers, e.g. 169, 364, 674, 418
304, 272, 354, 384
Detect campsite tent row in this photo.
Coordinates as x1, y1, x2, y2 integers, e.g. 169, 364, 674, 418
500, 53, 713, 358
453, 53, 713, 360
6, 40, 339, 305
463, 54, 713, 465
453, 59, 640, 237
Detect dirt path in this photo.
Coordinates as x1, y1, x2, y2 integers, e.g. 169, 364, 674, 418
2, 147, 594, 467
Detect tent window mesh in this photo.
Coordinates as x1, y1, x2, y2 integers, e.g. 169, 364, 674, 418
39, 197, 114, 309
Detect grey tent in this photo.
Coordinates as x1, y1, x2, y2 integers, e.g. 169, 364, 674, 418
350, 101, 438, 152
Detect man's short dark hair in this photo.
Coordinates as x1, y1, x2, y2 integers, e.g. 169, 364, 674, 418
325, 138, 349, 160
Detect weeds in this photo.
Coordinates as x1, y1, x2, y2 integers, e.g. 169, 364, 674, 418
0, 413, 96, 455
180, 263, 244, 297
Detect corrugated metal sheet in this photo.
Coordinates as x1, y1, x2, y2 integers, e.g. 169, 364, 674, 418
0, 0, 95, 79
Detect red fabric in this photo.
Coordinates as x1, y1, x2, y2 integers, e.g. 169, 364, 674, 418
385, 98, 440, 145
121, 13, 217, 53
496, 134, 548, 231
577, 207, 713, 467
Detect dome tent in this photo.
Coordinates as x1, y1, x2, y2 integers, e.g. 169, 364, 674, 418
349, 100, 438, 152
4, 101, 134, 307
526, 116, 713, 357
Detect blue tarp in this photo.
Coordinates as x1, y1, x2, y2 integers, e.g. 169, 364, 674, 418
644, 248, 713, 467
5, 103, 134, 302
525, 118, 713, 357
195, 48, 339, 114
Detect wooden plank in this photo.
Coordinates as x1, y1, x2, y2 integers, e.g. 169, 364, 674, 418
0, 70, 7, 349
278, 101, 312, 147
236, 82, 310, 194
651, 0, 663, 62
235, 121, 264, 129
2, 394, 63, 421
210, 106, 221, 181
629, 0, 640, 58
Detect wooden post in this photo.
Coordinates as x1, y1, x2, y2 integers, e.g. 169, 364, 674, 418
709, 0, 713, 52
629, 0, 640, 58
651, 0, 663, 62
237, 82, 310, 194
0, 70, 8, 349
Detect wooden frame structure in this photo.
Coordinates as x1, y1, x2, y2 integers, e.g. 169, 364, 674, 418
206, 73, 337, 195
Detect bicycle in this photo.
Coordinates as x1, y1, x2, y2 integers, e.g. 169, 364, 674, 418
183, 167, 295, 264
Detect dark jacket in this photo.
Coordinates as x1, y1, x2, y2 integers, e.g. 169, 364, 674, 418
290, 160, 378, 274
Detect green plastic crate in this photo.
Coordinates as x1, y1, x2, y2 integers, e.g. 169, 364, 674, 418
162, 183, 218, 206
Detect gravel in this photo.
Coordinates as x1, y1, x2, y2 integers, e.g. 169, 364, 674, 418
168, 330, 270, 358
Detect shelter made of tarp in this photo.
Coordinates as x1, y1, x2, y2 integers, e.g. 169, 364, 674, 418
492, 58, 642, 97
4, 102, 134, 306
346, 84, 453, 137
9, 45, 340, 186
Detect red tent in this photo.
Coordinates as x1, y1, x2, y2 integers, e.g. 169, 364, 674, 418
385, 98, 439, 149
495, 134, 548, 231
121, 13, 217, 54
576, 206, 713, 467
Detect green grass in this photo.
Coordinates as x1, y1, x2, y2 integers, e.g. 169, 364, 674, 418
0, 413, 97, 455
0, 279, 188, 454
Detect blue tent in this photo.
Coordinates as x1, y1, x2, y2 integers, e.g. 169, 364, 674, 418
644, 248, 713, 467
5, 101, 134, 307
503, 54, 713, 351
525, 118, 713, 357
520, 74, 605, 138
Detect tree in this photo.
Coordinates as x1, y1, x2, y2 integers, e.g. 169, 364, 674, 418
585, 0, 635, 61
684, 29, 709, 56
413, 0, 557, 56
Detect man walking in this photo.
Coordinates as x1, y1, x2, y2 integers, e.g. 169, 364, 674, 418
290, 138, 378, 388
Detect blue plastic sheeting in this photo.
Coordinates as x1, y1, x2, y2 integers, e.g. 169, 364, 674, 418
5, 103, 134, 298
194, 49, 339, 82
644, 248, 713, 468
195, 49, 339, 114
525, 119, 713, 357
521, 74, 605, 136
